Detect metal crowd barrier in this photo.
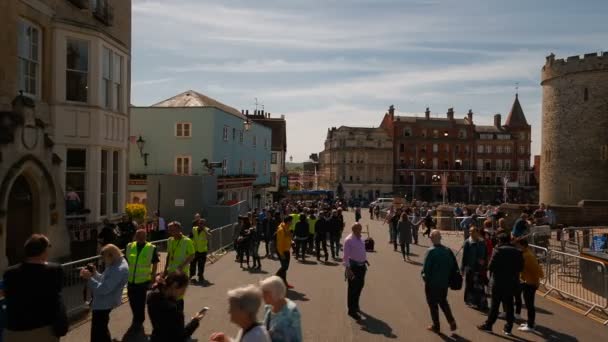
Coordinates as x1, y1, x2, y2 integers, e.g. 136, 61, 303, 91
530, 244, 608, 324
60, 222, 238, 316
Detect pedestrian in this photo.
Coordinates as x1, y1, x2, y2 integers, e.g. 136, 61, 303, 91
267, 212, 281, 259
422, 209, 435, 238
124, 229, 160, 338
260, 276, 303, 342
515, 239, 544, 333
209, 285, 271, 342
164, 221, 195, 312
398, 212, 413, 261
294, 215, 309, 261
98, 218, 118, 248
118, 214, 137, 250
147, 272, 204, 342
369, 205, 374, 220
459, 214, 477, 241
236, 216, 253, 267
343, 223, 368, 320
190, 218, 212, 283
250, 223, 262, 270
336, 208, 346, 254
81, 244, 129, 342
390, 208, 401, 251
461, 227, 488, 310
153, 211, 167, 241
512, 213, 530, 239
411, 209, 422, 245
421, 230, 458, 333
374, 205, 380, 221
329, 210, 342, 259
355, 206, 362, 222
477, 233, 524, 336
315, 210, 330, 263
276, 216, 294, 289
258, 209, 270, 256
3, 234, 68, 342
307, 212, 317, 255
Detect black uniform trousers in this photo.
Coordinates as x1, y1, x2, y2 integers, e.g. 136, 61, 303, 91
486, 287, 516, 332
91, 309, 112, 342
127, 282, 150, 329
189, 251, 208, 279
347, 264, 367, 314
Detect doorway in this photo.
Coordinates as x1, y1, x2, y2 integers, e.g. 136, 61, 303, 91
6, 175, 34, 266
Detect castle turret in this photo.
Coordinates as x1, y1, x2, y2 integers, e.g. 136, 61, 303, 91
540, 52, 608, 205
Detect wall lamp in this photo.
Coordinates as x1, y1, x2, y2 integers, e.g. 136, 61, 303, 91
136, 135, 149, 166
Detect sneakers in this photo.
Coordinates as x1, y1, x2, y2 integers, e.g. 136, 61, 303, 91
518, 324, 537, 333
477, 324, 492, 332
503, 330, 513, 336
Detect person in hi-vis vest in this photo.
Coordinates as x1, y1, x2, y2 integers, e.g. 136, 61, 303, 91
125, 229, 159, 337
164, 221, 195, 312
189, 218, 212, 284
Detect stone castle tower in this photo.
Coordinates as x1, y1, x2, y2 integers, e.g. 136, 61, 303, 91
540, 52, 608, 205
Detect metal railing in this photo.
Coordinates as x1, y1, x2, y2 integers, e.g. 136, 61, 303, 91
529, 244, 608, 324
60, 222, 239, 316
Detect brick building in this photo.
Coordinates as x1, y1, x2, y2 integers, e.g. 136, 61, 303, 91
380, 96, 535, 204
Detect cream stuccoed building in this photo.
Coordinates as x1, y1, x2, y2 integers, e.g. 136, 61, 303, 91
0, 0, 131, 272
319, 126, 393, 201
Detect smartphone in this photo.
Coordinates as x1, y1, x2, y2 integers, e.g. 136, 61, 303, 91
197, 307, 210, 317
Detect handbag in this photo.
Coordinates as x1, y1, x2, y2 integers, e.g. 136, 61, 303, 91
448, 249, 463, 291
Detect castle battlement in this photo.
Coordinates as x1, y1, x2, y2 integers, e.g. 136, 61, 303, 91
541, 52, 608, 83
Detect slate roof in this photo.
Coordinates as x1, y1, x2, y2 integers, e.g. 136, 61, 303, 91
152, 90, 245, 119
505, 94, 529, 127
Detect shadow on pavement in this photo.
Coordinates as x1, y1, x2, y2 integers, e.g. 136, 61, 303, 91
437, 332, 472, 342
357, 311, 398, 339
287, 289, 310, 302
533, 325, 579, 342
297, 260, 319, 265
246, 268, 270, 275
406, 260, 423, 266
322, 261, 340, 267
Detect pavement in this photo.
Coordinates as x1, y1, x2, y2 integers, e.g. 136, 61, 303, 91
64, 211, 608, 342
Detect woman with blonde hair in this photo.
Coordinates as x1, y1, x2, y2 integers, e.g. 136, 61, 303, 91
260, 276, 302, 342
80, 244, 129, 342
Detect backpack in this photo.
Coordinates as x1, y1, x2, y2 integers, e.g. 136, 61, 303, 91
448, 249, 463, 290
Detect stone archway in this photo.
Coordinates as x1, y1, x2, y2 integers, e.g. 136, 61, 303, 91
6, 175, 35, 265
0, 155, 59, 269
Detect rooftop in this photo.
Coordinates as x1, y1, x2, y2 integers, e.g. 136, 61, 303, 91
151, 90, 245, 119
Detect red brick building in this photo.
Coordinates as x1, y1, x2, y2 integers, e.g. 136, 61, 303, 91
380, 95, 536, 203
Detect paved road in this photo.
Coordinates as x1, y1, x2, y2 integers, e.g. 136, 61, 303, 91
65, 212, 607, 341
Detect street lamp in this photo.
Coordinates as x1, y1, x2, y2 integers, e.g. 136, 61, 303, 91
136, 135, 149, 166
243, 118, 252, 131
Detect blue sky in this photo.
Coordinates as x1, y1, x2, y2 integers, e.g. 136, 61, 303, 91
131, 0, 608, 162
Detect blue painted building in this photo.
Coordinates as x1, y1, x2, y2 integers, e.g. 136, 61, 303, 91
129, 90, 271, 207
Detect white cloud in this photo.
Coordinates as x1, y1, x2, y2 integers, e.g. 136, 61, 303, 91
132, 77, 175, 86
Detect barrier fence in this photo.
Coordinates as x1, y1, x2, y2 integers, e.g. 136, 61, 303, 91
60, 222, 239, 316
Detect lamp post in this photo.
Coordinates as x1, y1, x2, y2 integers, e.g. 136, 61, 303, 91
136, 135, 149, 166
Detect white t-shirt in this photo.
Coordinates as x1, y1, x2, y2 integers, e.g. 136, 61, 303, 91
234, 325, 271, 342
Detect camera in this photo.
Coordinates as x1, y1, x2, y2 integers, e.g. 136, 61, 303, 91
85, 263, 95, 273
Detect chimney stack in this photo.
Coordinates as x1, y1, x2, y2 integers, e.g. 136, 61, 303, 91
467, 109, 473, 124
246, 110, 249, 115
447, 108, 454, 120
261, 110, 265, 116
388, 105, 395, 121
425, 107, 430, 120
494, 113, 501, 127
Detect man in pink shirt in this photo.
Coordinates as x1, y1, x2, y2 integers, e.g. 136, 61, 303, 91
343, 223, 368, 320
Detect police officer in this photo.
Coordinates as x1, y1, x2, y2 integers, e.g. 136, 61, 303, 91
164, 221, 195, 312
190, 218, 211, 284
125, 229, 160, 337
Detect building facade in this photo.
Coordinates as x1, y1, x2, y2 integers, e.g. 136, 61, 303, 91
319, 126, 393, 201
245, 110, 287, 202
380, 98, 534, 204
0, 0, 131, 271
129, 91, 272, 208
540, 52, 608, 206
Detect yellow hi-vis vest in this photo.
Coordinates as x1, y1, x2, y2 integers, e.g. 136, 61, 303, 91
167, 236, 194, 276
126, 242, 155, 284
308, 218, 317, 234
192, 226, 209, 253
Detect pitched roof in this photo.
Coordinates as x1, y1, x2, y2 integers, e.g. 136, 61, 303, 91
152, 90, 244, 118
505, 94, 529, 127
475, 125, 503, 133
394, 116, 469, 126
250, 117, 287, 151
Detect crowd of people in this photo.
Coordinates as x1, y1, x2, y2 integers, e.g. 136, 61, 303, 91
1, 197, 551, 341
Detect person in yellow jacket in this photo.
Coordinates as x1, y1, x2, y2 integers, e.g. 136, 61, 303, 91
276, 216, 294, 289
164, 221, 195, 312
515, 239, 544, 333
190, 218, 212, 284
125, 229, 160, 336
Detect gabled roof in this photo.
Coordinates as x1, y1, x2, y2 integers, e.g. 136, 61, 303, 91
505, 94, 529, 127
152, 90, 244, 118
